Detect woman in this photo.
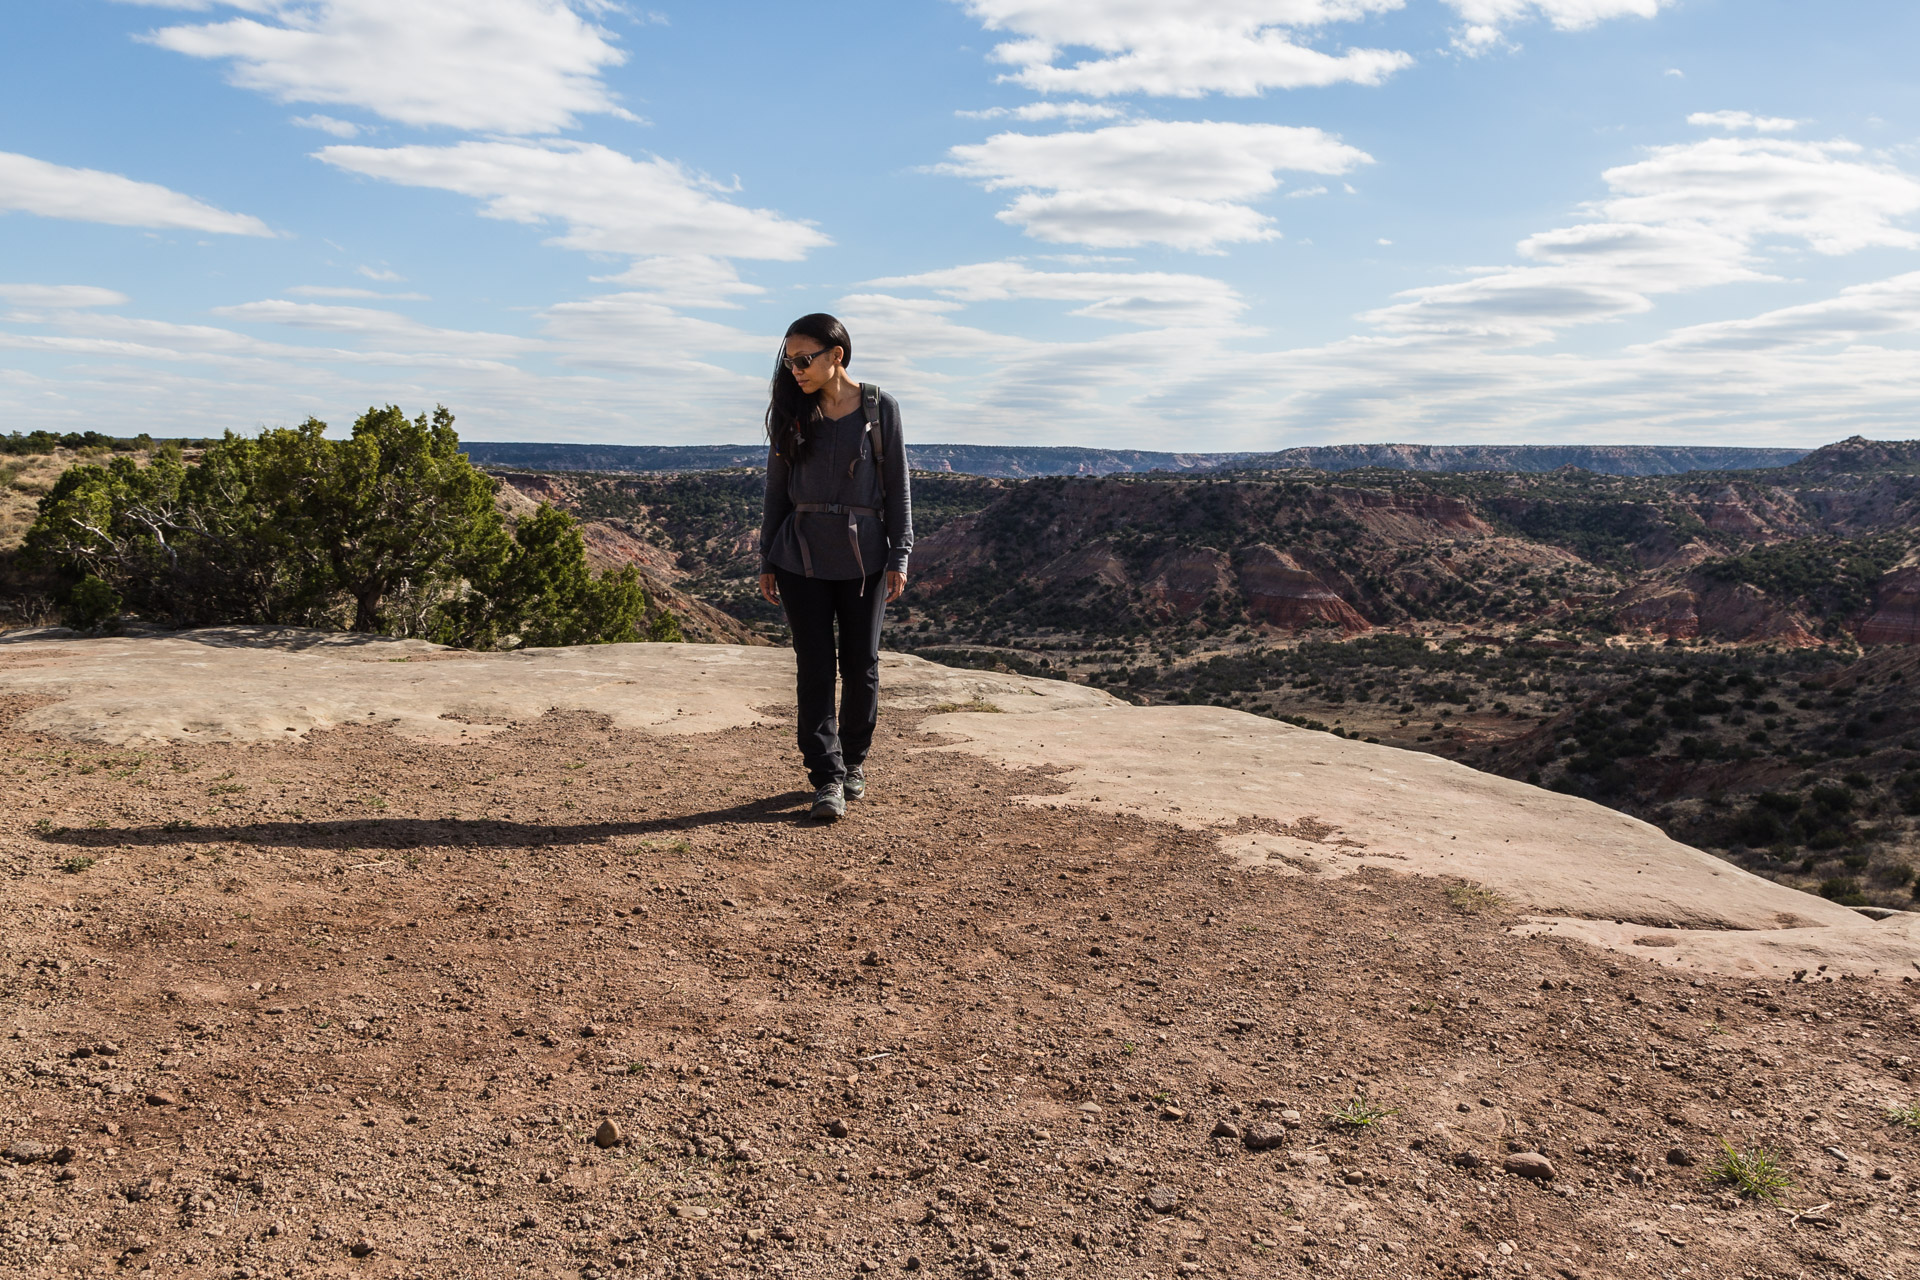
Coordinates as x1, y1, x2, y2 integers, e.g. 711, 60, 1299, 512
758, 314, 912, 822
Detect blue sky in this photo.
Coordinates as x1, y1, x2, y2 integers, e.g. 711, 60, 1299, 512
3, 1, 1918, 450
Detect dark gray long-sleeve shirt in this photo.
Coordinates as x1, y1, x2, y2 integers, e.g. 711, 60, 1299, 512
759, 389, 913, 580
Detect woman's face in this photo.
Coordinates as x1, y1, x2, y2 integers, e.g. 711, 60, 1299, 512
784, 336, 841, 395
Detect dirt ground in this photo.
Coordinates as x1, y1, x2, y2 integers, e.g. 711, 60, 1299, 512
2, 696, 1919, 1280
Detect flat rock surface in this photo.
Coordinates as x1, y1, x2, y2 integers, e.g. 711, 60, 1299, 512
0, 627, 1113, 746
2, 630, 1910, 980
919, 703, 1903, 971
1, 632, 1918, 1278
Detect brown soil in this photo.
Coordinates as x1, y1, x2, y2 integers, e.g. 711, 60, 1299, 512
3, 699, 1918, 1280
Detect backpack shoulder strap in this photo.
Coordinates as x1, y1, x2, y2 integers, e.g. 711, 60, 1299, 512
860, 383, 885, 464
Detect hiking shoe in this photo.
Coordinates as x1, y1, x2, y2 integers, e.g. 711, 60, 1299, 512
810, 781, 846, 822
844, 766, 867, 801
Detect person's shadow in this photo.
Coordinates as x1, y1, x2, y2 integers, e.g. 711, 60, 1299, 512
39, 791, 824, 850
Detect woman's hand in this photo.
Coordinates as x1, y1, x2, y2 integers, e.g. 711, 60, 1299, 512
759, 572, 780, 606
885, 570, 908, 602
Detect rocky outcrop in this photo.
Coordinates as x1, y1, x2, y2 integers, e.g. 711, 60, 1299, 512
1143, 548, 1235, 614
908, 512, 993, 592
1859, 565, 1920, 645
1032, 538, 1130, 591
1611, 578, 1819, 646
1235, 545, 1370, 633
1333, 490, 1490, 540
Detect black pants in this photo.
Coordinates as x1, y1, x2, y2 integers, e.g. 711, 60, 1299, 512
774, 567, 887, 788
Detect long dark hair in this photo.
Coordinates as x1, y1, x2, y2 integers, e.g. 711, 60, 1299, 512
765, 312, 851, 465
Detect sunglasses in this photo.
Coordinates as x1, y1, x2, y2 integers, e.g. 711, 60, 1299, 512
781, 346, 837, 373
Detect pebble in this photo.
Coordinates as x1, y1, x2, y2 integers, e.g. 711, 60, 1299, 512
1666, 1146, 1697, 1168
581, 1023, 606, 1038
5, 1141, 48, 1164
1144, 1185, 1179, 1213
1242, 1124, 1287, 1151
593, 1119, 623, 1149
145, 1092, 177, 1108
1503, 1153, 1555, 1181
349, 1239, 373, 1258
826, 1118, 850, 1139
1210, 1120, 1242, 1141
1158, 1106, 1186, 1121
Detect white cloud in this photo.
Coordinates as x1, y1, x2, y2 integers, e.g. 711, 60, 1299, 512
130, 0, 634, 134
957, 101, 1127, 123
536, 293, 769, 372
213, 299, 533, 359
285, 285, 428, 300
1444, 0, 1668, 31
0, 284, 132, 309
1688, 110, 1800, 134
592, 256, 767, 310
355, 265, 404, 281
867, 261, 1248, 326
1652, 272, 1920, 353
959, 1, 1412, 98
1445, 0, 1669, 54
940, 120, 1371, 250
290, 112, 359, 137
1604, 136, 1920, 255
1366, 132, 1920, 342
0, 150, 273, 236
317, 139, 829, 263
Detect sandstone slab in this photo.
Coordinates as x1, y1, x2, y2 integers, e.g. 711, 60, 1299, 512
0, 628, 1114, 747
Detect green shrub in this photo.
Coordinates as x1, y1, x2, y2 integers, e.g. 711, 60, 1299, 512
62, 575, 122, 631
1705, 1139, 1793, 1201
1819, 877, 1868, 906
24, 408, 673, 649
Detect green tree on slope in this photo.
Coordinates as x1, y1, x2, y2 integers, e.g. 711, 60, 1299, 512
25, 405, 676, 647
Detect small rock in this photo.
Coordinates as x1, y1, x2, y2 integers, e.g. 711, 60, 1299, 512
860, 950, 883, 966
1873, 1167, 1894, 1181
1230, 1017, 1256, 1034
670, 1204, 709, 1220
5, 1141, 48, 1164
1504, 1153, 1555, 1181
1452, 1152, 1485, 1170
145, 1092, 177, 1108
826, 1118, 850, 1139
1158, 1106, 1186, 1121
1279, 1109, 1302, 1128
1666, 1146, 1697, 1168
349, 1239, 373, 1258
903, 1256, 922, 1272
1078, 1102, 1102, 1115
1144, 1185, 1179, 1214
773, 1225, 797, 1242
1210, 1120, 1243, 1141
593, 1119, 623, 1150
1242, 1124, 1287, 1151
1456, 1102, 1472, 1114
581, 1023, 606, 1038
